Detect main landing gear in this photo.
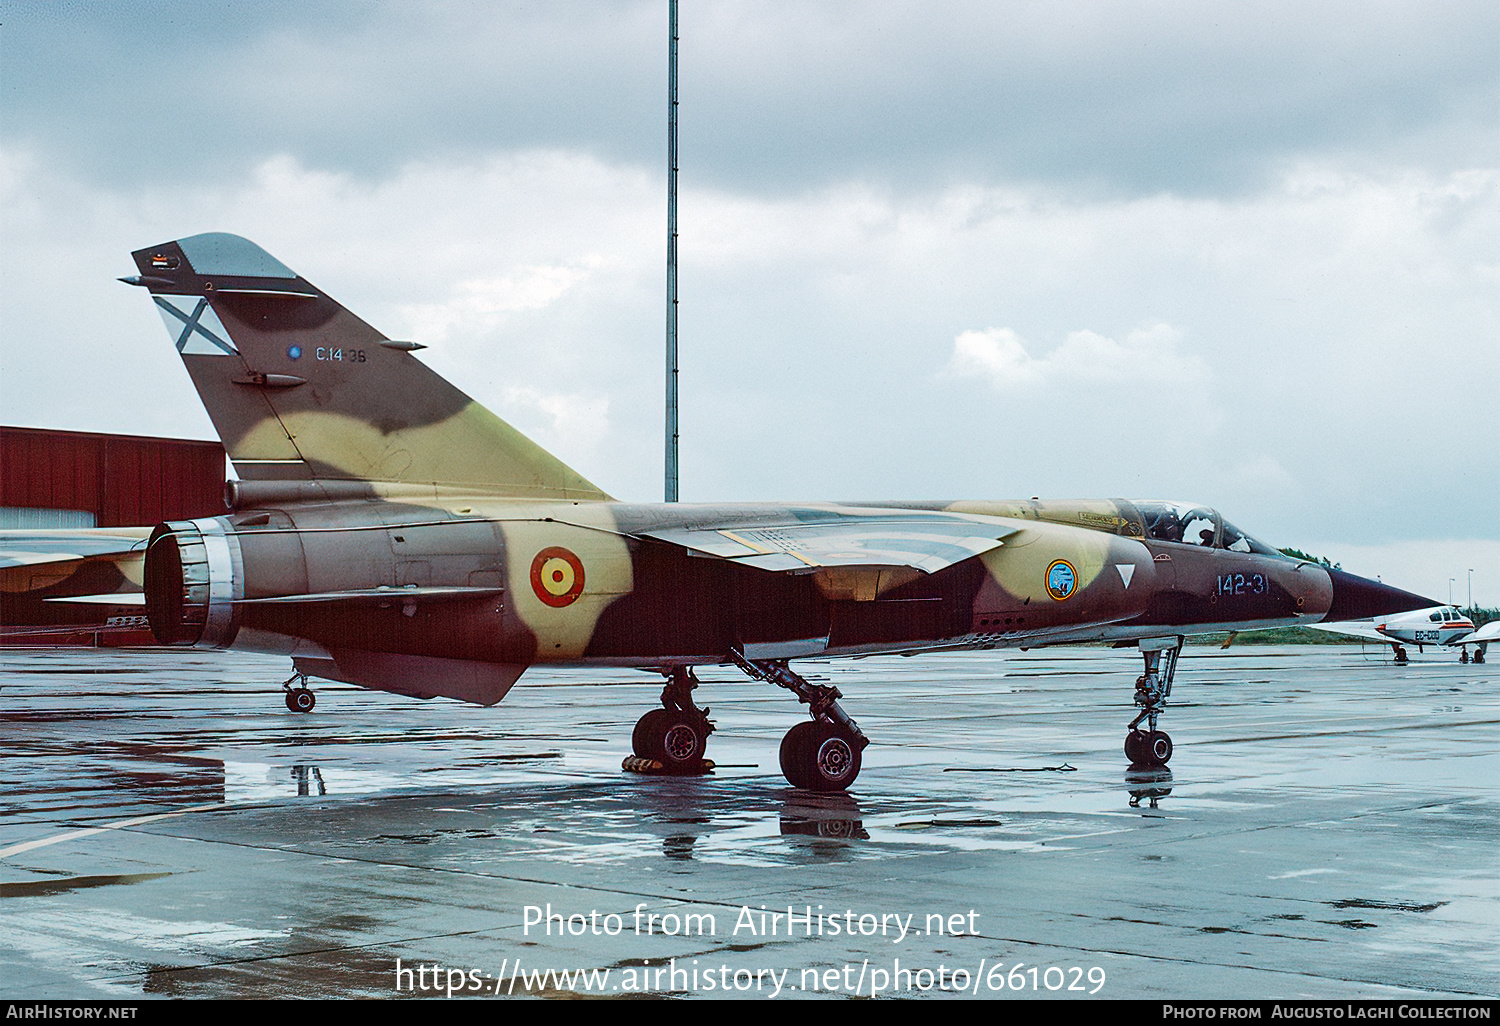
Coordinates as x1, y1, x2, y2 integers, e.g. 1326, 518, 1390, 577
626, 667, 716, 775
729, 651, 870, 792
624, 657, 870, 790
1124, 636, 1181, 768
282, 671, 316, 713
1391, 643, 1410, 665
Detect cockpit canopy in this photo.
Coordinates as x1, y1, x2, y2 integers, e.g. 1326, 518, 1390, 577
933, 497, 1288, 556
1129, 500, 1282, 555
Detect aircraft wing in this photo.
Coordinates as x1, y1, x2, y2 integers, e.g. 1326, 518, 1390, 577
0, 528, 150, 602
1458, 621, 1500, 645
0, 528, 153, 639
1307, 620, 1393, 644
636, 509, 1019, 574
0, 528, 150, 570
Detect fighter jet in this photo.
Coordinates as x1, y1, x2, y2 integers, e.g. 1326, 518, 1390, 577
1312, 605, 1493, 664
118, 233, 1434, 790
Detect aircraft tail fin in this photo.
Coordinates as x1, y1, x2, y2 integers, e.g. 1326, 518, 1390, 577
124, 233, 610, 500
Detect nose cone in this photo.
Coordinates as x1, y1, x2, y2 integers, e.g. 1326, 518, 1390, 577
1322, 568, 1436, 622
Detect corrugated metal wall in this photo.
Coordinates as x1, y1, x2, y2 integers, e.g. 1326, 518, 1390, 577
0, 426, 226, 527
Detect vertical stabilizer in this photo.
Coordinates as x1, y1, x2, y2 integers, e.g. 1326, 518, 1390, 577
125, 233, 609, 500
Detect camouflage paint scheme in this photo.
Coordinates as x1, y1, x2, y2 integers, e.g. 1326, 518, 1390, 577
121, 234, 1432, 785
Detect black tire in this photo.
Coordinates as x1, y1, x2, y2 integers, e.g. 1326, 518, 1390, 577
1146, 731, 1173, 765
288, 689, 315, 713
656, 711, 709, 773
632, 709, 671, 759
781, 721, 861, 792
779, 721, 819, 788
1124, 729, 1148, 764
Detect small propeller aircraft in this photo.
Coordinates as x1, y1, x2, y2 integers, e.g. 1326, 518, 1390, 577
1312, 605, 1493, 664
107, 233, 1433, 790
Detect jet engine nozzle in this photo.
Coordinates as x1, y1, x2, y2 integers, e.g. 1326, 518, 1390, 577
1322, 568, 1435, 623
144, 519, 242, 647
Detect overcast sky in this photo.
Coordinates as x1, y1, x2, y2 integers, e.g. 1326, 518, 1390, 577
2, 0, 1496, 604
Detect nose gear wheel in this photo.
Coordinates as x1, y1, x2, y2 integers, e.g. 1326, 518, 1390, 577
1125, 729, 1173, 765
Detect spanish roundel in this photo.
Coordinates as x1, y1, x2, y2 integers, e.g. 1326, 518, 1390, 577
531, 547, 586, 607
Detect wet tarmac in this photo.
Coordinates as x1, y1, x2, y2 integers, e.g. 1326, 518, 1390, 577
1, 644, 1495, 1000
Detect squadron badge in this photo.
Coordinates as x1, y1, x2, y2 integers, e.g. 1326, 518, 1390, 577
1045, 559, 1078, 601
531, 547, 586, 607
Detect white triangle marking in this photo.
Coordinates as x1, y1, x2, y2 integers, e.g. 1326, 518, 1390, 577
1116, 563, 1135, 588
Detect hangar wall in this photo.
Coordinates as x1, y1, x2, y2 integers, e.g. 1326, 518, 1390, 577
0, 425, 226, 528
1, 426, 227, 646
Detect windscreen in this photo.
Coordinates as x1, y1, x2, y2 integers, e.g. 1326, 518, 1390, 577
1131, 500, 1283, 555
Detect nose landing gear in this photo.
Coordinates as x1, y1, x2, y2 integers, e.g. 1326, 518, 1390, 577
1125, 636, 1181, 767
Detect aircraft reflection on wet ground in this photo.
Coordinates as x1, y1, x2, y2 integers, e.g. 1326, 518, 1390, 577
1, 645, 1495, 999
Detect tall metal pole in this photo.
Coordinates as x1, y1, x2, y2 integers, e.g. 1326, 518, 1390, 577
664, 0, 680, 502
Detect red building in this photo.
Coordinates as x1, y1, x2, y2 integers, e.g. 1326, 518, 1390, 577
1, 426, 227, 645
0, 425, 225, 528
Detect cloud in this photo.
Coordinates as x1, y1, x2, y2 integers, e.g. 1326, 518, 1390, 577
1219, 456, 1296, 497
399, 261, 600, 346
946, 323, 1209, 391
499, 386, 613, 471
0, 43, 1493, 571
4, 2, 1495, 198
0, 147, 662, 497
0, 0, 1493, 616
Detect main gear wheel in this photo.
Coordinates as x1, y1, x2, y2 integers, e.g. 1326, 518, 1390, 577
780, 721, 863, 791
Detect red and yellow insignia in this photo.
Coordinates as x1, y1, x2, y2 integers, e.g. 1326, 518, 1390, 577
531, 547, 586, 607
